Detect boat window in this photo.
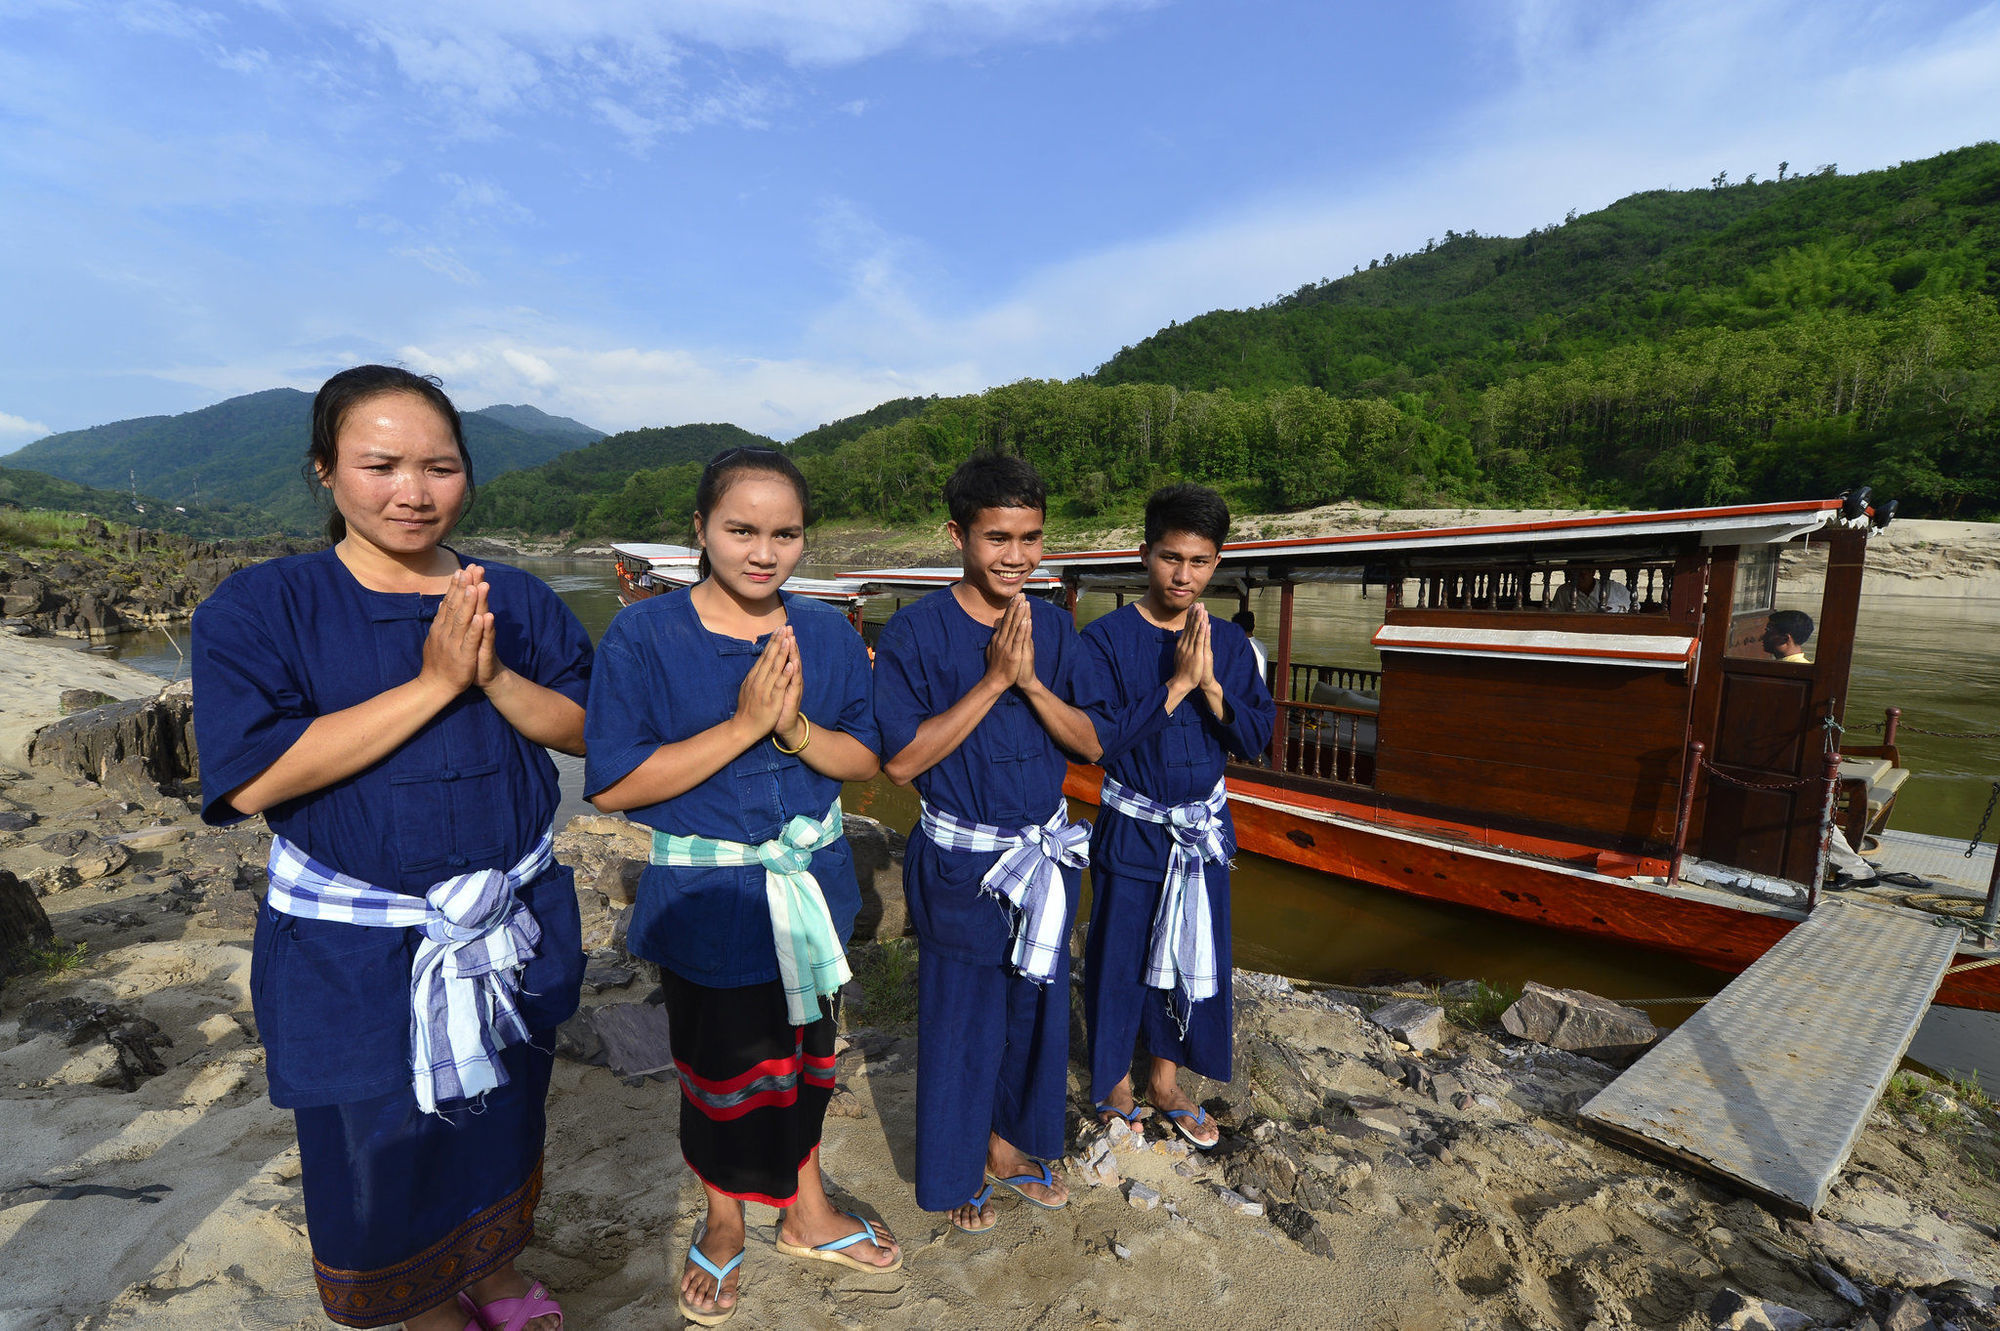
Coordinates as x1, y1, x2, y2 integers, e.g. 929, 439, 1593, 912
1725, 538, 1830, 663
1390, 557, 1676, 614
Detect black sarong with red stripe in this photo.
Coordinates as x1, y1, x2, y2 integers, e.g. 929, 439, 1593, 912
660, 969, 838, 1206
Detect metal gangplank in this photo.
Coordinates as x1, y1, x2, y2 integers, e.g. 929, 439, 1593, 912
1581, 896, 1965, 1216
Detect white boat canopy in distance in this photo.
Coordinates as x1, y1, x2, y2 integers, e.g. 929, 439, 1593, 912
610, 543, 699, 566
842, 566, 1064, 593
1036, 499, 1851, 589
635, 559, 876, 607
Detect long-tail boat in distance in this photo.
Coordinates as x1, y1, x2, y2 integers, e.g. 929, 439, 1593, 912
1003, 494, 2000, 1011
613, 541, 876, 628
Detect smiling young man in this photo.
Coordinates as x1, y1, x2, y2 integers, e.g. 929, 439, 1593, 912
1080, 484, 1274, 1151
874, 451, 1111, 1234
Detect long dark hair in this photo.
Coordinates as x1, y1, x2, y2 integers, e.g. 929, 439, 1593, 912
693, 446, 811, 579
305, 365, 471, 544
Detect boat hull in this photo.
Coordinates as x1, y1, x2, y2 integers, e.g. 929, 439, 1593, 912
1062, 765, 2000, 1012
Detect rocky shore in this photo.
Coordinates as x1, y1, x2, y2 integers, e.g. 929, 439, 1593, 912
0, 520, 303, 639
1, 634, 1998, 1329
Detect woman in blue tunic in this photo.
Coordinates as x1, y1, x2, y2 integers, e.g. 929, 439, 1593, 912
192, 365, 588, 1331
584, 448, 900, 1327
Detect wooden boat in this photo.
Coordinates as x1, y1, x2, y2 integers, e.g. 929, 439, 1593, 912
1011, 496, 2000, 1011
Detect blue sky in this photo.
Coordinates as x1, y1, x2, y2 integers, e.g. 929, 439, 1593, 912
2, 0, 1997, 447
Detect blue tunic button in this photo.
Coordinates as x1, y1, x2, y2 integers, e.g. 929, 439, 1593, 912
448, 854, 469, 868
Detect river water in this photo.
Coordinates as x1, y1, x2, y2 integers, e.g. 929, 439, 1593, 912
100, 557, 2000, 1081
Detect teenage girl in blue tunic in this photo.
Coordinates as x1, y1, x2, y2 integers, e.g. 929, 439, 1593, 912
193, 365, 588, 1331
584, 448, 900, 1327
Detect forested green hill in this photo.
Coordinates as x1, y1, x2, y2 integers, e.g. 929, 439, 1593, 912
9, 389, 600, 533
458, 422, 778, 536
0, 463, 275, 539
581, 143, 2000, 544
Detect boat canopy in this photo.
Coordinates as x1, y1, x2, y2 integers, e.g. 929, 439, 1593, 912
842, 565, 1064, 594
610, 542, 699, 566
1036, 499, 1853, 591
634, 559, 875, 608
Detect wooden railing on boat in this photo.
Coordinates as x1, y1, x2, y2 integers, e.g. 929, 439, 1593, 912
1285, 662, 1381, 700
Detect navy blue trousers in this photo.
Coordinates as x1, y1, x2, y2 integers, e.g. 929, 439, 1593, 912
1083, 861, 1233, 1104
904, 832, 1078, 1211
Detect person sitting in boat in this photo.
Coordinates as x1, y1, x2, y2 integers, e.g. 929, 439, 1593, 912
1550, 565, 1632, 613
1762, 609, 1813, 663
874, 451, 1114, 1235
1081, 484, 1275, 1150
1230, 608, 1272, 688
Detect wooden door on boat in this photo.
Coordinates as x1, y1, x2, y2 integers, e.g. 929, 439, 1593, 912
1694, 529, 1866, 882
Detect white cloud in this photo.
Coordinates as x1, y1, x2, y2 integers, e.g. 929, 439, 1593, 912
0, 411, 54, 450
395, 336, 978, 438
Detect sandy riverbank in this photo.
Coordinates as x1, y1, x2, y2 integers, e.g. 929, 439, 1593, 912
4, 633, 2000, 1329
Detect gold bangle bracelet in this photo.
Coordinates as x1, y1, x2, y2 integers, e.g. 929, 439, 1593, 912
772, 714, 812, 755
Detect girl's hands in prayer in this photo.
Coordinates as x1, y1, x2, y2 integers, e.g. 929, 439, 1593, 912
737, 626, 798, 739
773, 634, 807, 750
422, 567, 489, 697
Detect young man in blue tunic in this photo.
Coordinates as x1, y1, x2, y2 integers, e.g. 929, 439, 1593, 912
1081, 484, 1274, 1150
874, 451, 1113, 1233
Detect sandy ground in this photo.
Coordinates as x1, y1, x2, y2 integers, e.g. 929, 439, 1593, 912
0, 636, 162, 767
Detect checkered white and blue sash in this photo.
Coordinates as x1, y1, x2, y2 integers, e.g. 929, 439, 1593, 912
918, 800, 1089, 982
650, 799, 851, 1027
1098, 776, 1227, 1012
264, 831, 553, 1114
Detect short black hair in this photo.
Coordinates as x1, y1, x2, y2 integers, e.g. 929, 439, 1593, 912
944, 451, 1046, 529
1231, 609, 1255, 633
1144, 483, 1230, 548
1768, 609, 1814, 644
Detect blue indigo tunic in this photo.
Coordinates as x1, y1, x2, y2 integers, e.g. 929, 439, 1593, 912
191, 547, 593, 1110
1082, 603, 1275, 872
582, 590, 878, 989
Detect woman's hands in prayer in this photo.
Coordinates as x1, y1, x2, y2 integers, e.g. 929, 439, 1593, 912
422, 566, 492, 699
737, 626, 800, 741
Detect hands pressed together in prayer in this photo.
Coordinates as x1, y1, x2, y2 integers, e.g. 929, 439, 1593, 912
421, 564, 510, 697
983, 594, 1039, 693
1167, 605, 1226, 717
737, 625, 810, 751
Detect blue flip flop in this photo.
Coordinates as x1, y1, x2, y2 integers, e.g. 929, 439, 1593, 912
1094, 1100, 1150, 1125
951, 1182, 998, 1234
1164, 1105, 1220, 1151
678, 1221, 744, 1327
986, 1159, 1069, 1210
775, 1210, 903, 1273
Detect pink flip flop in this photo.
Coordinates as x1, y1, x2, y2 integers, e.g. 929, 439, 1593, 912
466, 1281, 564, 1331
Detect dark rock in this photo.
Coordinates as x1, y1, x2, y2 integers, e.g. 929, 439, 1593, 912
581, 951, 637, 994
1369, 998, 1446, 1052
592, 1001, 676, 1079
29, 682, 197, 796
553, 1011, 608, 1066
204, 889, 259, 933
1265, 1199, 1335, 1258
1881, 1292, 1936, 1331
0, 810, 37, 833
59, 688, 119, 715
40, 828, 89, 856
70, 841, 131, 881
843, 812, 909, 943
1810, 1260, 1866, 1307
16, 996, 173, 1090
1, 869, 56, 992
1499, 981, 1659, 1066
